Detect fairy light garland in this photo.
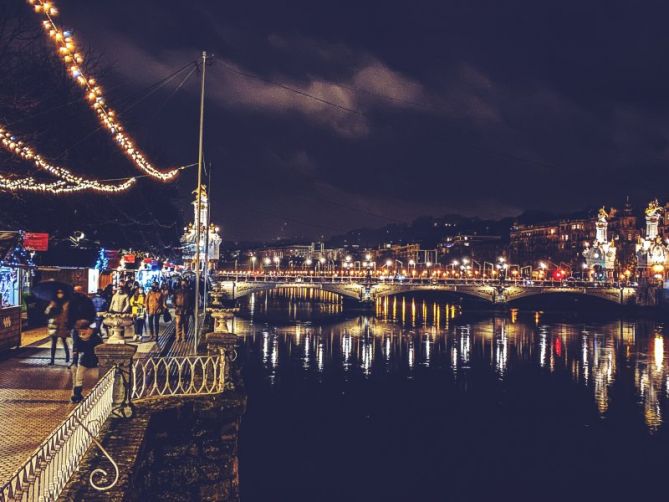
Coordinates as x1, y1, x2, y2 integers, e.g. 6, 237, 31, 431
28, 0, 180, 182
0, 176, 84, 193
0, 124, 136, 192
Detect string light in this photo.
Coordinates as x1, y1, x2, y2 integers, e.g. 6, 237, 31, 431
0, 176, 85, 194
0, 124, 136, 193
28, 0, 180, 181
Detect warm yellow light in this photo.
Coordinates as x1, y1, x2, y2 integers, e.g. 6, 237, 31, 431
26, 0, 180, 182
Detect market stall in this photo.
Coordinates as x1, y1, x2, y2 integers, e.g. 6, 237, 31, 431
0, 232, 31, 351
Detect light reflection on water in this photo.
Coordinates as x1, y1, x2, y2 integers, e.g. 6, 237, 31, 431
235, 289, 669, 434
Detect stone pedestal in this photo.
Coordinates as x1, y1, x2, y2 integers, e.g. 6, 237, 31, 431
95, 342, 138, 418
206, 332, 239, 391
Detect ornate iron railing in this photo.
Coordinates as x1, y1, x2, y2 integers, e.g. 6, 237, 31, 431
0, 367, 116, 502
132, 355, 224, 401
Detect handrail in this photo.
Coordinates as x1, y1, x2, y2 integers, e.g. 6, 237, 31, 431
0, 367, 116, 502
132, 355, 224, 401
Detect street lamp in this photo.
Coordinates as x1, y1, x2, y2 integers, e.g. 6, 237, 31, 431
251, 255, 257, 272
273, 255, 280, 272
451, 259, 459, 277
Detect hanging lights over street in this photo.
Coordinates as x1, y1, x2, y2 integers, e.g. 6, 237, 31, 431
0, 126, 136, 193
26, 0, 180, 182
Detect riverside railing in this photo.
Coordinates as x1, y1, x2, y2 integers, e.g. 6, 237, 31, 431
132, 355, 224, 401
0, 367, 116, 502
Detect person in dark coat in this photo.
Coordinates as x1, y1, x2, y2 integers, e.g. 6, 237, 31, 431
68, 285, 96, 335
45, 289, 70, 365
173, 280, 193, 342
91, 288, 108, 338
70, 320, 102, 403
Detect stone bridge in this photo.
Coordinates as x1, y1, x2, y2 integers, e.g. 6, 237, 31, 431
210, 275, 640, 306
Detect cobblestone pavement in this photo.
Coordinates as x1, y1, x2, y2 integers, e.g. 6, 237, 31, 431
0, 312, 200, 488
0, 346, 79, 485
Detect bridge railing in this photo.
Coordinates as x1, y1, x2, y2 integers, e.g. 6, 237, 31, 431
0, 367, 116, 502
132, 355, 224, 401
211, 273, 628, 289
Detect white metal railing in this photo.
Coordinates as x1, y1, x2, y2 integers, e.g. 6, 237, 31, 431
0, 367, 116, 502
132, 355, 224, 401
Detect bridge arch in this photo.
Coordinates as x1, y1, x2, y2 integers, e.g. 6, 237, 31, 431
214, 281, 365, 301
503, 286, 634, 305
370, 284, 498, 303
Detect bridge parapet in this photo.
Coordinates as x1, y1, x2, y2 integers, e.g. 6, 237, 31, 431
210, 275, 638, 306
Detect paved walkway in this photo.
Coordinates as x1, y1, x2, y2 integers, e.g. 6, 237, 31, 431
0, 314, 200, 487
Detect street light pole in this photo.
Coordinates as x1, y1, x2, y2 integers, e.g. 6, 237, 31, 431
194, 51, 208, 350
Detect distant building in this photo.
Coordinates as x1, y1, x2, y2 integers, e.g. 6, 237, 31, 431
181, 186, 222, 271
510, 217, 597, 266
439, 234, 503, 263
635, 200, 669, 283
509, 221, 560, 264
253, 242, 346, 269
582, 208, 616, 280
609, 197, 638, 270
378, 243, 437, 266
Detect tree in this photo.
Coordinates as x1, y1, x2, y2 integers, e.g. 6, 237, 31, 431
0, 2, 183, 258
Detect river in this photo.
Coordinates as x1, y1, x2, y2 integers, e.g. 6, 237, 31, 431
232, 290, 669, 501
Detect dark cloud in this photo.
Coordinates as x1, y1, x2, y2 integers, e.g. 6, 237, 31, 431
35, 0, 669, 240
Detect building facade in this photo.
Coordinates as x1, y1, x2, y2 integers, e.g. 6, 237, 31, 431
582, 208, 616, 280
635, 200, 669, 283
181, 186, 222, 271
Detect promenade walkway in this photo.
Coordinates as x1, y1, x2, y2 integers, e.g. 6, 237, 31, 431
0, 316, 199, 487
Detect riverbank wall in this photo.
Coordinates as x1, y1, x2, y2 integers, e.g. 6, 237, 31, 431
60, 391, 246, 501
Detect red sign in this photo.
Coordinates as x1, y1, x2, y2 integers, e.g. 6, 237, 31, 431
23, 232, 49, 251
123, 254, 136, 264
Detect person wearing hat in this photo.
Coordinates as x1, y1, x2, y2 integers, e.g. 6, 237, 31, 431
70, 319, 103, 403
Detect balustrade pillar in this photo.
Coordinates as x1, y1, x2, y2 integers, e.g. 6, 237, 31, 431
95, 342, 137, 418
206, 331, 239, 391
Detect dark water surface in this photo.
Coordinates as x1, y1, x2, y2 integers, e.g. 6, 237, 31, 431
235, 291, 669, 502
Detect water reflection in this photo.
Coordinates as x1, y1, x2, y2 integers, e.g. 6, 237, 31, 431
237, 290, 669, 433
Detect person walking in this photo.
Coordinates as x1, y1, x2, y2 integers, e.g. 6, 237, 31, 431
173, 280, 193, 342
146, 282, 164, 340
70, 320, 102, 403
108, 284, 130, 314
91, 288, 108, 338
68, 285, 96, 339
130, 286, 147, 341
44, 289, 70, 365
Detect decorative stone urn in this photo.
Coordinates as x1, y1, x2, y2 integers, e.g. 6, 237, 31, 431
103, 313, 134, 344
210, 308, 238, 334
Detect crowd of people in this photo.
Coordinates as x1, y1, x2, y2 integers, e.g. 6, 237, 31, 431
43, 278, 196, 403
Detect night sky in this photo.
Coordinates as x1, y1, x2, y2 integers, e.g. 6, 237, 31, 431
17, 1, 669, 240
